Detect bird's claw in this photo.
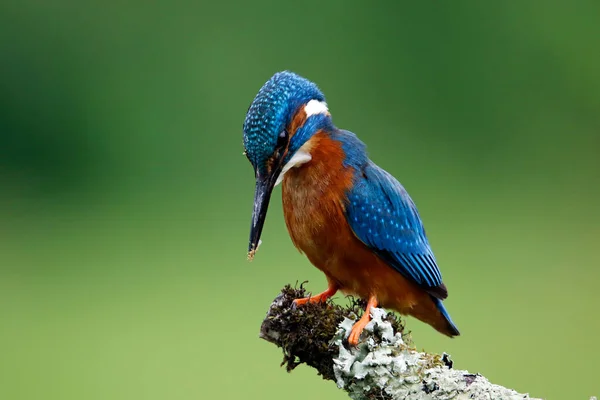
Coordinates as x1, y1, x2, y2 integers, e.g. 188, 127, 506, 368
347, 328, 362, 347
346, 295, 377, 347
291, 299, 300, 311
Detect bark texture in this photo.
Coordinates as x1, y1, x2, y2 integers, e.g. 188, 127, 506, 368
260, 285, 545, 400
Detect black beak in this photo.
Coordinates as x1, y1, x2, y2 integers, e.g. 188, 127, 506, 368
247, 165, 282, 260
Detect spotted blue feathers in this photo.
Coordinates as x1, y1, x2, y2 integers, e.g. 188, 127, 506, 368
243, 71, 325, 172
343, 152, 447, 298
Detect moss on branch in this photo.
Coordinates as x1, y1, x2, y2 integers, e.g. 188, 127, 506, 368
260, 285, 545, 400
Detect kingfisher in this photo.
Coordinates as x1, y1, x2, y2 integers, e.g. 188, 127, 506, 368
243, 71, 459, 346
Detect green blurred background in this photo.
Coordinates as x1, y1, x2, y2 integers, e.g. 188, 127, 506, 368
1, 1, 599, 399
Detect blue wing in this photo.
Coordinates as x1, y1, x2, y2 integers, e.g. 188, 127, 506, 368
345, 162, 447, 299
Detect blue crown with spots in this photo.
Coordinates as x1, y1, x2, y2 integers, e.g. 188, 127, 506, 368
243, 71, 325, 171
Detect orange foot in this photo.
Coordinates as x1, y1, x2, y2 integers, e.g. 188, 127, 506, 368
348, 295, 378, 346
293, 284, 338, 306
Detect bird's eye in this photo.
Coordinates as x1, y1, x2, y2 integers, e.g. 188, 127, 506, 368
276, 129, 289, 148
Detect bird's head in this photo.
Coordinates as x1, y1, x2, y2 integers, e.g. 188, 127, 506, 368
243, 71, 332, 259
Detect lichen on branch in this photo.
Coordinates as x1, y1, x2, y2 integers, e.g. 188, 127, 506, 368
260, 285, 542, 400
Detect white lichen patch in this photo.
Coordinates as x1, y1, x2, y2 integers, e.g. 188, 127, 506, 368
331, 307, 541, 400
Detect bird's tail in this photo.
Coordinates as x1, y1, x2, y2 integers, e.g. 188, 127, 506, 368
431, 296, 460, 337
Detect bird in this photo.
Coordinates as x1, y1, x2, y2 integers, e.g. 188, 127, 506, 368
243, 71, 459, 346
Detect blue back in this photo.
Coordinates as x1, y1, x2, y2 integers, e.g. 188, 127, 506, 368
333, 130, 447, 298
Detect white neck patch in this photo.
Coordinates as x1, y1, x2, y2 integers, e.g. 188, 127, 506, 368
304, 99, 329, 117
275, 144, 312, 186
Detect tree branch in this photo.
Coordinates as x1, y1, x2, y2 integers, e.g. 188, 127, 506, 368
260, 285, 542, 400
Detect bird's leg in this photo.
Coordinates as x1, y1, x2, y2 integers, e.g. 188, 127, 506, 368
293, 282, 338, 306
348, 295, 378, 346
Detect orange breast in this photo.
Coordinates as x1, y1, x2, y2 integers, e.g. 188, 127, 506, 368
282, 131, 456, 336
281, 132, 431, 314
281, 132, 355, 271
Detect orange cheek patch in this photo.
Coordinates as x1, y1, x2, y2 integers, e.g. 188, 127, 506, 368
288, 108, 308, 138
